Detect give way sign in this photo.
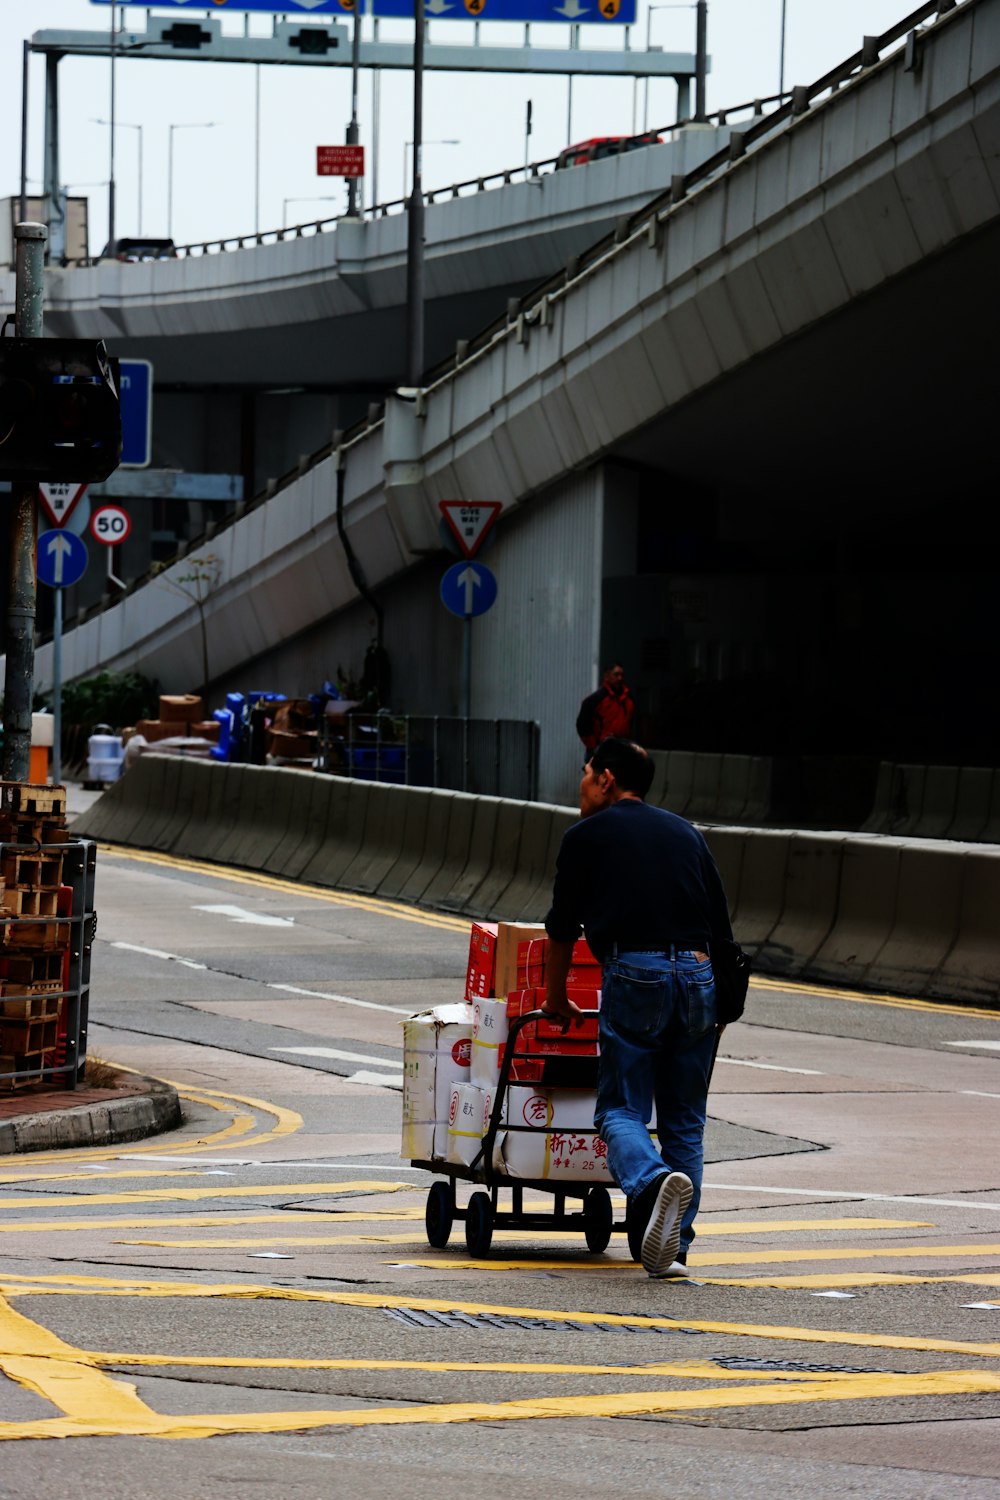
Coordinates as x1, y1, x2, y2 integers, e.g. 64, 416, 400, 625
38, 482, 87, 528
438, 500, 502, 559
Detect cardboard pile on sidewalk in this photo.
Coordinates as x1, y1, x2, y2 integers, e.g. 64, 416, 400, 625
401, 918, 612, 1181
131, 695, 220, 751
0, 783, 71, 1091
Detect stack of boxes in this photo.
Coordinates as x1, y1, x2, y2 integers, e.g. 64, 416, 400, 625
0, 783, 71, 1090
134, 694, 220, 747
401, 918, 612, 1181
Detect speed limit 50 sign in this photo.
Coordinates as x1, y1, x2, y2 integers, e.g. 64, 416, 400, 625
90, 504, 132, 546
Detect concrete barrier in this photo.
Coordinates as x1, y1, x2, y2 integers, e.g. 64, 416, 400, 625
766, 834, 845, 979
809, 839, 904, 990
376, 786, 437, 901
933, 850, 1000, 1005
646, 752, 671, 810
71, 760, 998, 1009
663, 750, 696, 817
339, 782, 415, 894
685, 753, 723, 823
864, 845, 965, 998
728, 831, 791, 966
948, 768, 993, 843
267, 769, 330, 878
419, 792, 478, 910
715, 755, 752, 824
299, 777, 368, 888
457, 799, 524, 916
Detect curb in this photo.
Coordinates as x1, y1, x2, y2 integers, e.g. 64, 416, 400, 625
0, 1078, 183, 1156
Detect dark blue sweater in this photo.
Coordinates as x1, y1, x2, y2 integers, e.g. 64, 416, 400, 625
544, 799, 733, 962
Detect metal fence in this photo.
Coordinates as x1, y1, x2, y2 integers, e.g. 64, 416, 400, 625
0, 831, 95, 1094
319, 715, 539, 801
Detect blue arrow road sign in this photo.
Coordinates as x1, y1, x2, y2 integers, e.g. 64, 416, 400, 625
440, 560, 497, 619
119, 359, 153, 468
37, 529, 88, 590
93, 0, 636, 21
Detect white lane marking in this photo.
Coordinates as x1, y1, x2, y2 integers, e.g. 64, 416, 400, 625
718, 1057, 823, 1076
344, 1071, 404, 1091
706, 1182, 1000, 1212
194, 904, 295, 927
267, 983, 411, 1016
963, 1091, 1000, 1099
946, 1040, 1000, 1051
271, 1046, 402, 1070
111, 942, 207, 970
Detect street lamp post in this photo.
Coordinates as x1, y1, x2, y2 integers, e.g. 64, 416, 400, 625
283, 196, 339, 229
93, 119, 142, 234
641, 5, 681, 133
402, 138, 459, 200
167, 121, 215, 241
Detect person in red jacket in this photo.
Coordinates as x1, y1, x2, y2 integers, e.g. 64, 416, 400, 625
576, 663, 635, 751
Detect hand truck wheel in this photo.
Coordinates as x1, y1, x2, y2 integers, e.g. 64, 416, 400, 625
464, 1191, 494, 1257
425, 1181, 453, 1249
583, 1186, 613, 1252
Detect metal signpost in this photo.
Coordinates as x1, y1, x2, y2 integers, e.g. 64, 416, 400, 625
90, 504, 131, 596
440, 558, 498, 722
36, 529, 89, 787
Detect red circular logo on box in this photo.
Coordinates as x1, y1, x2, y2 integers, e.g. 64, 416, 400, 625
453, 1038, 471, 1067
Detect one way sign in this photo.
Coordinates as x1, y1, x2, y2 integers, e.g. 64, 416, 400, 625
38, 482, 87, 528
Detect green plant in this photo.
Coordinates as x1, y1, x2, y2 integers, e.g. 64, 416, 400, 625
58, 670, 158, 730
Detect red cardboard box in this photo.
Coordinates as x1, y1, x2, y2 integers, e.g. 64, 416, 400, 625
499, 1050, 600, 1087
465, 921, 498, 1002
515, 936, 600, 989
506, 987, 601, 1043
494, 922, 547, 998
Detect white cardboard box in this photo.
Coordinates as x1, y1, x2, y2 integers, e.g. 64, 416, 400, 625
469, 997, 509, 1089
446, 1083, 491, 1168
493, 1085, 614, 1183
401, 1004, 473, 1161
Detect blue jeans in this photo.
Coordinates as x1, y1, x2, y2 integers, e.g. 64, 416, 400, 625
594, 949, 719, 1253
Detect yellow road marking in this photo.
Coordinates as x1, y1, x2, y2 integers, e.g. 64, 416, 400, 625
0, 1298, 154, 1424
99, 846, 468, 932
0, 1180, 404, 1210
82, 1353, 848, 1380
749, 975, 1000, 1021
0, 1170, 232, 1187
394, 1244, 1000, 1272
2, 1369, 999, 1441
3, 1273, 1000, 1359
0, 1206, 422, 1230
114, 1217, 934, 1250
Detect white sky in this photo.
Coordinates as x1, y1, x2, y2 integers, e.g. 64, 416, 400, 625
1, 1, 918, 252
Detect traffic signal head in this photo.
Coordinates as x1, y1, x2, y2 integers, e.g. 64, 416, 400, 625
0, 337, 121, 484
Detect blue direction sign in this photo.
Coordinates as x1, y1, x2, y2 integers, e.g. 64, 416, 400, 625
93, 0, 635, 21
119, 359, 153, 469
440, 560, 497, 619
37, 529, 88, 590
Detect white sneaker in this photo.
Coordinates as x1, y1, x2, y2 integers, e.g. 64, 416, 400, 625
640, 1172, 693, 1278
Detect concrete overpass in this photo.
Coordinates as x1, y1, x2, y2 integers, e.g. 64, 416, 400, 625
19, 0, 1000, 806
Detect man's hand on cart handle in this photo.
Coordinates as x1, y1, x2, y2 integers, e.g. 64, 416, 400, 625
541, 938, 587, 1034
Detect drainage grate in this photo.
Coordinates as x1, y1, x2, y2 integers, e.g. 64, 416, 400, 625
383, 1308, 703, 1335
716, 1355, 877, 1375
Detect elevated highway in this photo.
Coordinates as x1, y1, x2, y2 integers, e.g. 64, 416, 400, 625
16, 0, 1000, 806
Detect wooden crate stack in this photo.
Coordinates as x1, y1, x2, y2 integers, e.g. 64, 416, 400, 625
0, 782, 70, 1091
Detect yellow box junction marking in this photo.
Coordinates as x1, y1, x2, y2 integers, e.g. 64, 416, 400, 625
2, 1280, 1000, 1444
3, 1273, 1000, 1360
0, 1181, 405, 1211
